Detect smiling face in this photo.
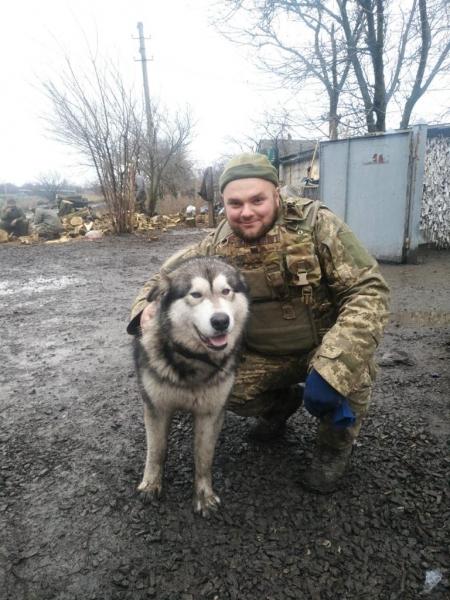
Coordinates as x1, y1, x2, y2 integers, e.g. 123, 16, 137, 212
223, 178, 280, 242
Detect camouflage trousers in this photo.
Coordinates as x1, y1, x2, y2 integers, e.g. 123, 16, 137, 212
0, 220, 29, 237
135, 191, 148, 214
227, 348, 374, 450
34, 223, 62, 236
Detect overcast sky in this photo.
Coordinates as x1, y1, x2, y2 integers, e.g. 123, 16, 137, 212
0, 0, 284, 186
1, 0, 447, 187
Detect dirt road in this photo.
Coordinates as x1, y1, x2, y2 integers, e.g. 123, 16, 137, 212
1, 230, 449, 600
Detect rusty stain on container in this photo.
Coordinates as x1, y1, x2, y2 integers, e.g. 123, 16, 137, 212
364, 153, 389, 165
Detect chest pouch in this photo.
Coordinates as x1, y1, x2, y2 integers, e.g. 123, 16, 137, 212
244, 257, 319, 356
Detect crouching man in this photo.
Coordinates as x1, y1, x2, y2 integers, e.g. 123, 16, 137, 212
127, 153, 391, 493
0, 198, 29, 237
32, 201, 63, 239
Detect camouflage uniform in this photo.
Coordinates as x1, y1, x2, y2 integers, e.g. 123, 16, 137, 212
135, 174, 148, 214
33, 207, 63, 236
0, 204, 29, 236
128, 196, 390, 450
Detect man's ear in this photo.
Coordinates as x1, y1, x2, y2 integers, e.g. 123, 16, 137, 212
146, 274, 171, 302
275, 187, 280, 207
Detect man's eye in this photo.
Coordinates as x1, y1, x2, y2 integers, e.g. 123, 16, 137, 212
222, 288, 231, 295
191, 292, 202, 299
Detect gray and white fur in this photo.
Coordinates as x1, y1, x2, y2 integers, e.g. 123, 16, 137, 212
133, 256, 250, 516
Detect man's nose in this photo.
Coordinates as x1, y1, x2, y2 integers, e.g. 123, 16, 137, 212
240, 203, 253, 218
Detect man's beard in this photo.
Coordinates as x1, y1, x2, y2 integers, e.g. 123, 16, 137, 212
229, 206, 279, 243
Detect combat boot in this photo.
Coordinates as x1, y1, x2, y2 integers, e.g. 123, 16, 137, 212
301, 444, 352, 493
249, 385, 304, 442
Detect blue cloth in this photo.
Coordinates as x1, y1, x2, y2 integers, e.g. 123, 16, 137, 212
332, 397, 356, 429
304, 369, 356, 429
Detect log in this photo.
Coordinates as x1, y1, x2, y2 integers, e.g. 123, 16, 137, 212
70, 216, 83, 227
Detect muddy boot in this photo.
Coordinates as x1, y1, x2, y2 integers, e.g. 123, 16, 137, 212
249, 385, 304, 442
301, 444, 352, 494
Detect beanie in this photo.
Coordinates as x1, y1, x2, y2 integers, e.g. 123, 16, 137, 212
219, 153, 279, 193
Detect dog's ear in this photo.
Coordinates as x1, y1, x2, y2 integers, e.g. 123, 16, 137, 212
146, 274, 171, 302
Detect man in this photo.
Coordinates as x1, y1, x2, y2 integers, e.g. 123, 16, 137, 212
32, 200, 63, 239
0, 198, 29, 237
135, 172, 148, 214
127, 153, 390, 493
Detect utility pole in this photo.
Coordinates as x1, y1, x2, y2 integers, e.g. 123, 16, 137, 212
136, 22, 153, 140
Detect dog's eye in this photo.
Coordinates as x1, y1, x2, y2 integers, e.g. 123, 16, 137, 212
222, 288, 231, 295
191, 292, 202, 299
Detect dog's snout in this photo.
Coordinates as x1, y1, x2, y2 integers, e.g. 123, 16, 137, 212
210, 313, 230, 332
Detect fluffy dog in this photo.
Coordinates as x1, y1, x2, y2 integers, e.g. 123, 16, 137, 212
133, 256, 250, 516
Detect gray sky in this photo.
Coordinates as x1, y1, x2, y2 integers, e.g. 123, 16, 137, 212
1, 0, 447, 187
0, 0, 282, 186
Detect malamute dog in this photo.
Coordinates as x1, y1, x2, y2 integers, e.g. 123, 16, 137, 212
133, 256, 250, 516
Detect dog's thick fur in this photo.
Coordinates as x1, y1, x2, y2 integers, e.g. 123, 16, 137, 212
133, 256, 250, 516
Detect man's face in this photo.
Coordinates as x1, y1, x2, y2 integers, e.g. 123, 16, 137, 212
223, 178, 280, 242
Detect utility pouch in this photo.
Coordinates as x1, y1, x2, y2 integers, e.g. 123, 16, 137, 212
246, 296, 319, 355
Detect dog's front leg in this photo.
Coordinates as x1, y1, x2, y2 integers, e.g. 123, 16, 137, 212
192, 410, 225, 516
138, 403, 172, 500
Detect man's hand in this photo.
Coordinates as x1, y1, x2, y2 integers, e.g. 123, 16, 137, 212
140, 302, 157, 329
304, 369, 343, 418
11, 219, 17, 226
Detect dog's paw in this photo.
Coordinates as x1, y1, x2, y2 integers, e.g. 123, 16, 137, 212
138, 480, 163, 501
193, 491, 221, 517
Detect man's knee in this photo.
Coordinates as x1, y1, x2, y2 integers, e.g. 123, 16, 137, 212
228, 388, 288, 417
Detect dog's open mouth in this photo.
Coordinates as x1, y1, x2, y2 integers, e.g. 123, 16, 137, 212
196, 328, 228, 351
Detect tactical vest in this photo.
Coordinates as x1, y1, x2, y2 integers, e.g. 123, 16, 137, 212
212, 197, 337, 355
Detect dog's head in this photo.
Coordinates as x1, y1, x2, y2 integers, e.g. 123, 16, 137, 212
148, 256, 250, 354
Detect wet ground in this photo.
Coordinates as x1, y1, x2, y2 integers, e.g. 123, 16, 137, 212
1, 230, 449, 600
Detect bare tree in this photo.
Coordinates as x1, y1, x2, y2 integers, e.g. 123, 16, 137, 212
214, 0, 450, 135
224, 109, 295, 152
41, 48, 141, 233
35, 171, 68, 203
214, 0, 356, 138
139, 103, 195, 215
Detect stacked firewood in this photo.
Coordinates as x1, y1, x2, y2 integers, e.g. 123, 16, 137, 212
422, 137, 450, 249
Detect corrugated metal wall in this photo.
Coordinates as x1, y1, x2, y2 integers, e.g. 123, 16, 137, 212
319, 125, 427, 263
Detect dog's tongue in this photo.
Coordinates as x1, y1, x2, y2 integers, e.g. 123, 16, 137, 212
209, 334, 228, 347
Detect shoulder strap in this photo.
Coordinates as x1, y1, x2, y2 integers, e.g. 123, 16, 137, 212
212, 218, 233, 247
282, 196, 322, 232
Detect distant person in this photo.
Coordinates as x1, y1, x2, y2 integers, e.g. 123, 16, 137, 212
32, 200, 63, 239
135, 172, 148, 214
0, 198, 29, 237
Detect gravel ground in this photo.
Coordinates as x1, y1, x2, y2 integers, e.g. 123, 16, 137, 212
1, 230, 449, 600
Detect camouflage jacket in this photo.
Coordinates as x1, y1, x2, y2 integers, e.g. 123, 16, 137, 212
0, 205, 27, 224
128, 197, 390, 397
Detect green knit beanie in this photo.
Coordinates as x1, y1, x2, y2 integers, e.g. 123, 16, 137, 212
219, 152, 279, 193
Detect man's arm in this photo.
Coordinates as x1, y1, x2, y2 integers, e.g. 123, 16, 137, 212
15, 207, 27, 223
310, 208, 391, 397
33, 208, 44, 226
127, 233, 215, 334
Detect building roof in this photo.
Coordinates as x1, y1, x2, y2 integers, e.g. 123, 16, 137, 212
258, 139, 317, 158
426, 124, 450, 139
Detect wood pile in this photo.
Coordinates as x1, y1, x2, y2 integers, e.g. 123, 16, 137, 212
60, 207, 112, 239
422, 137, 450, 249
57, 195, 89, 216
1, 207, 212, 245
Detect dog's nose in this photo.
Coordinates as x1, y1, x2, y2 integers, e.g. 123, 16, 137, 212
210, 313, 230, 332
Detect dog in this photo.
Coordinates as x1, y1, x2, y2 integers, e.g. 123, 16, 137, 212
133, 256, 250, 516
